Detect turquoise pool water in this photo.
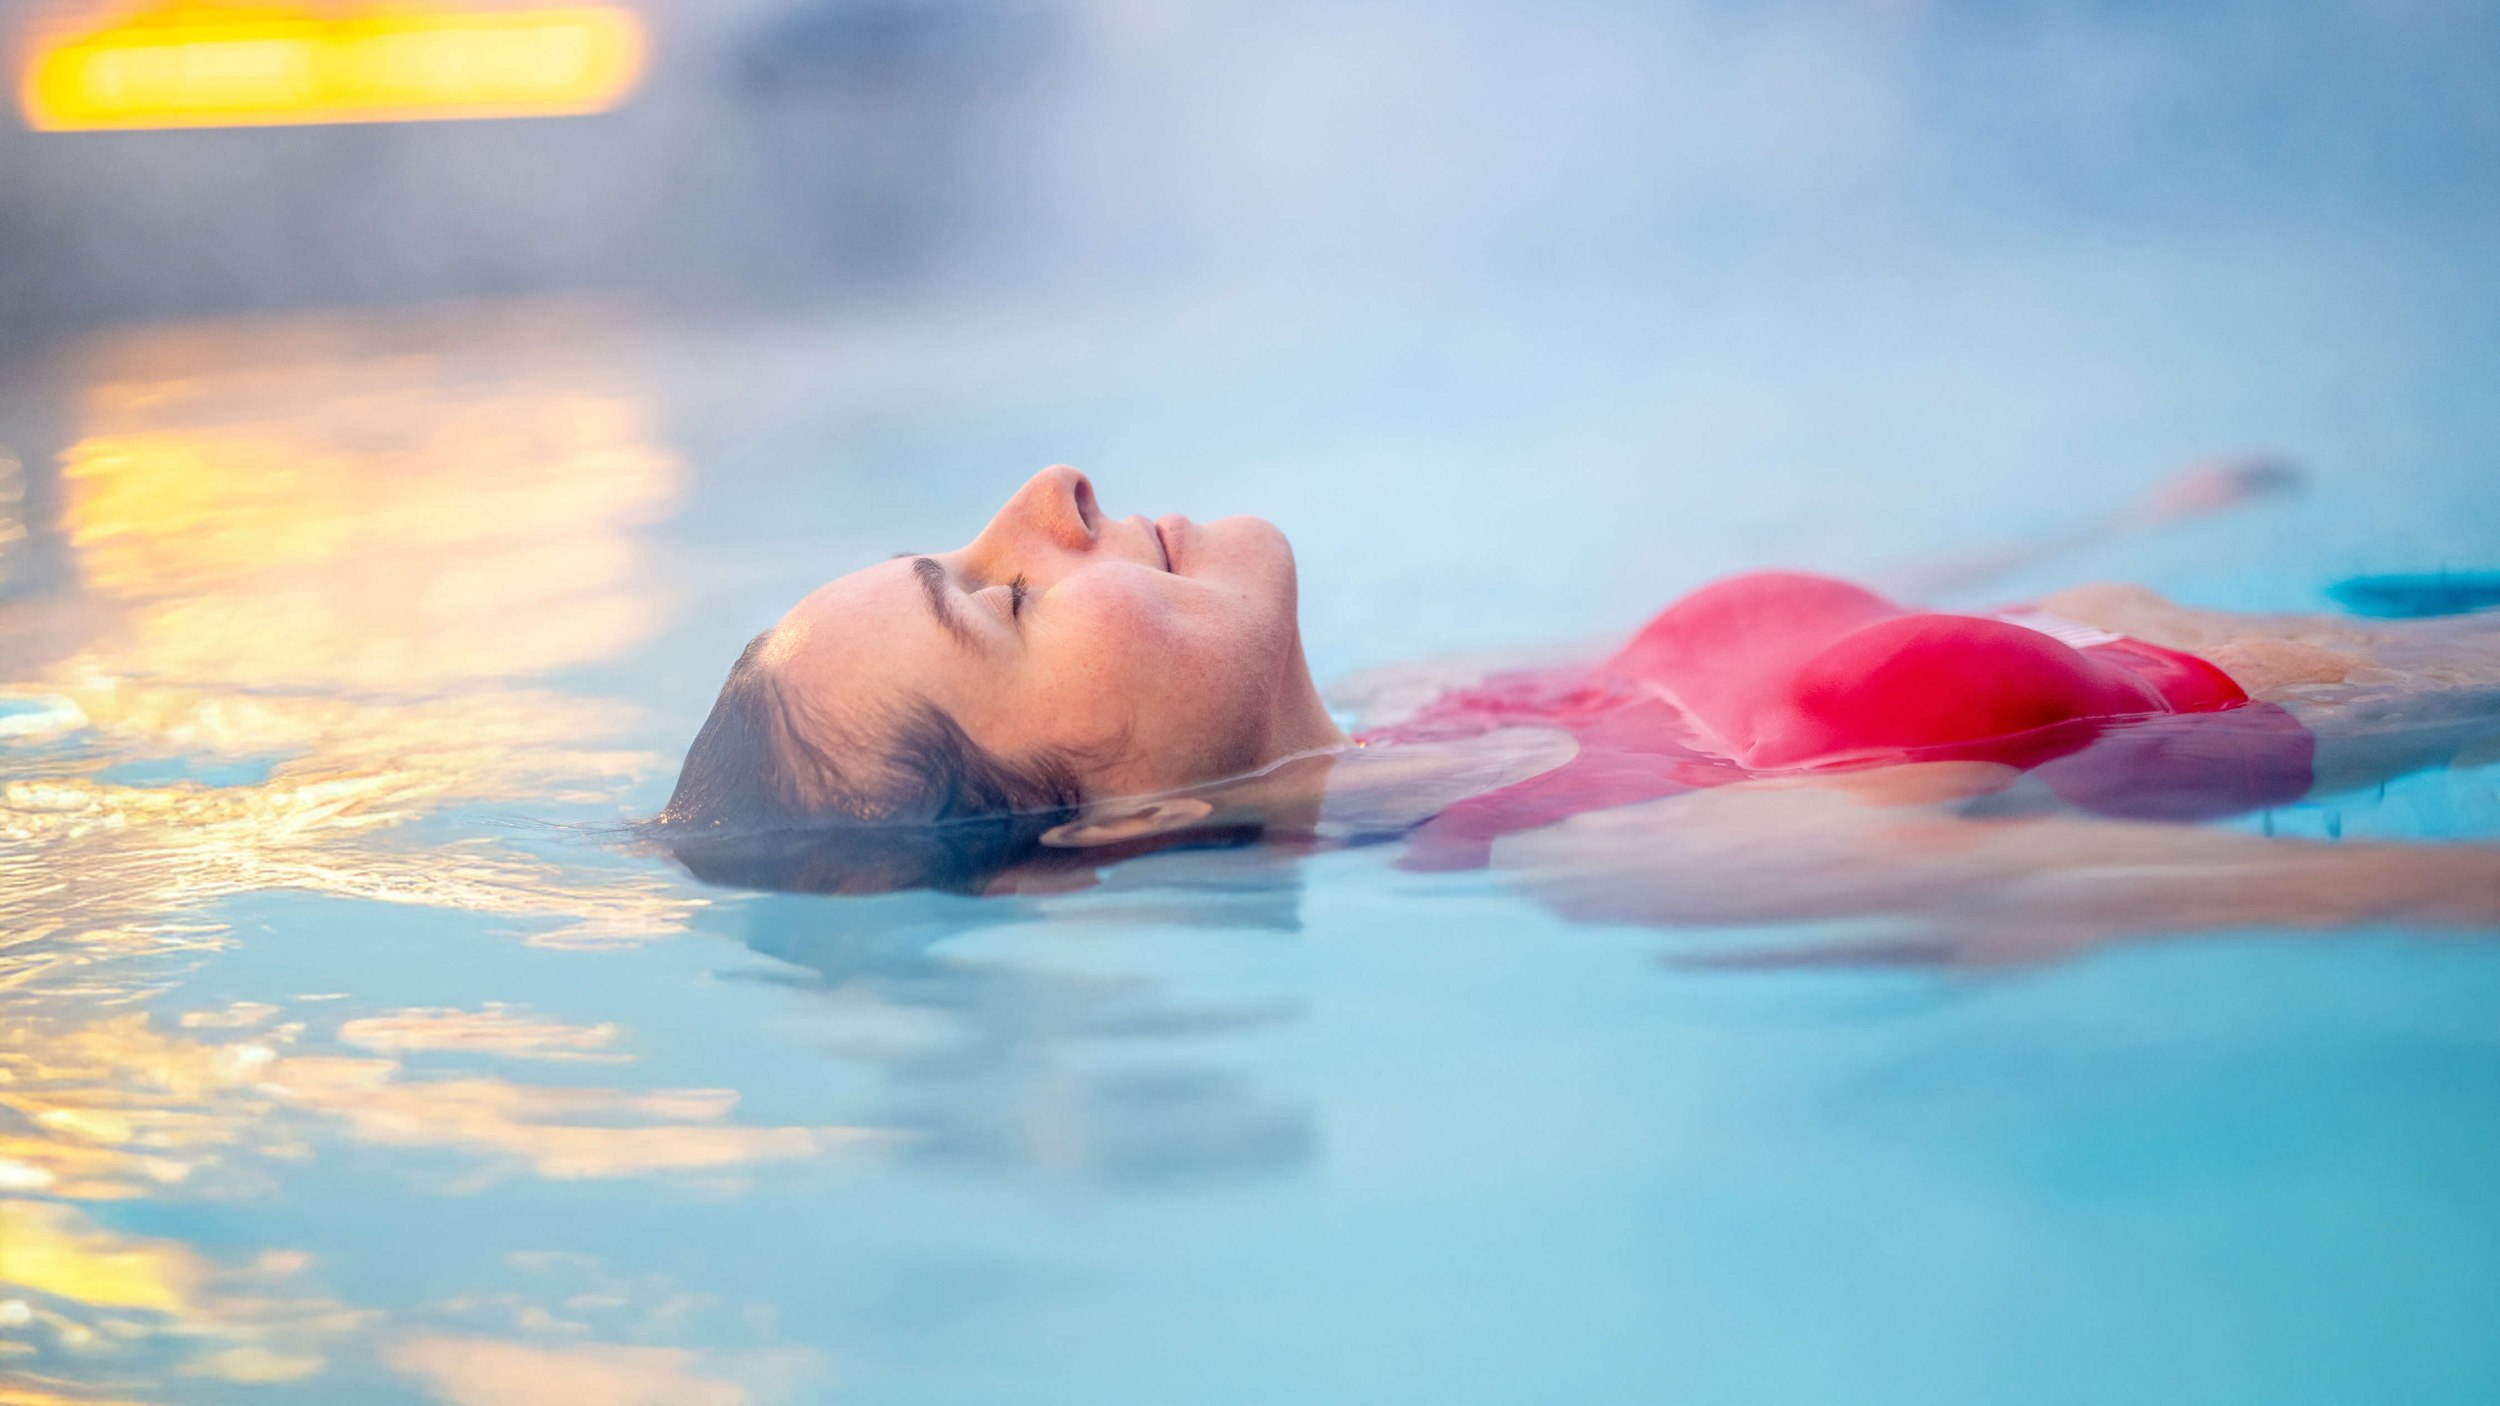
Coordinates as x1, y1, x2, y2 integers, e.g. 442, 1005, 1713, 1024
2, 255, 2497, 1406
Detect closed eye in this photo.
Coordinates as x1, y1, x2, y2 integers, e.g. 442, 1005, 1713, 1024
978, 574, 1029, 626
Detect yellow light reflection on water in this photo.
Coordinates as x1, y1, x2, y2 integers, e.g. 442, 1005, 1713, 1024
0, 1002, 859, 1391
0, 302, 837, 1406
0, 1005, 880, 1201
0, 1198, 369, 1387
0, 1201, 192, 1313
19, 2, 648, 131
1, 307, 698, 972
386, 1334, 767, 1406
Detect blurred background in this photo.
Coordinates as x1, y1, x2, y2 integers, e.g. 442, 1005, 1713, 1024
3, 0, 2495, 325
3, 0, 2497, 666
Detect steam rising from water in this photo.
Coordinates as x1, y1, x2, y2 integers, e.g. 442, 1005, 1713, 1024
1, 0, 2492, 325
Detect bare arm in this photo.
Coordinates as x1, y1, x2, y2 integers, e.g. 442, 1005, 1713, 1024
1496, 764, 2500, 967
1879, 454, 2304, 603
2039, 582, 2500, 794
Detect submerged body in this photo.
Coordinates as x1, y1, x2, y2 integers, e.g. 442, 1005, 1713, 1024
1361, 570, 2312, 870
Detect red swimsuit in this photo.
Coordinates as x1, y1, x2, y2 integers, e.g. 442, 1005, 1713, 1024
1363, 572, 2315, 871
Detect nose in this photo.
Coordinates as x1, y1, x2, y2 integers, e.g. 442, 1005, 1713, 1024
967, 465, 1098, 575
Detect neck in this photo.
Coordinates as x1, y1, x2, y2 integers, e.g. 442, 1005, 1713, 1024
1262, 640, 1352, 758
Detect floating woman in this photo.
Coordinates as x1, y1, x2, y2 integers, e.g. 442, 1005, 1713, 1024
648, 465, 2500, 961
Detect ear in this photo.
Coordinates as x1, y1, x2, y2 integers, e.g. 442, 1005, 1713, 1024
1039, 796, 1216, 849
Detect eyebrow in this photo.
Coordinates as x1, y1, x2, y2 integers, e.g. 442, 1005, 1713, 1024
912, 556, 981, 650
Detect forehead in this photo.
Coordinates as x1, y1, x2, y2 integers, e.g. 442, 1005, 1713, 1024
770, 558, 965, 707
781, 557, 913, 633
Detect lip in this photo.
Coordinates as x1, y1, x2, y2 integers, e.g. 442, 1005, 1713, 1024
1152, 515, 1185, 573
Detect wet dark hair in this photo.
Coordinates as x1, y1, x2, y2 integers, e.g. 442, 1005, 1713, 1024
644, 630, 1088, 895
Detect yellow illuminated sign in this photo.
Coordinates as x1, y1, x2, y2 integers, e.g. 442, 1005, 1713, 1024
18, 3, 648, 131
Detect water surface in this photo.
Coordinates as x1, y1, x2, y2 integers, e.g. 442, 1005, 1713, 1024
3, 281, 2498, 1404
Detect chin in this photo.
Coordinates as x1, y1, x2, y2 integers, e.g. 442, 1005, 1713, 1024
1203, 514, 1298, 584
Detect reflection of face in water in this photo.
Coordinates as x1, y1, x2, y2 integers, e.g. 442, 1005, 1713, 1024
723, 842, 1317, 1187
667, 508, 1357, 1164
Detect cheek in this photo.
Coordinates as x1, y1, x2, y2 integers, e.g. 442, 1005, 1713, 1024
1022, 582, 1189, 737
1030, 579, 1274, 749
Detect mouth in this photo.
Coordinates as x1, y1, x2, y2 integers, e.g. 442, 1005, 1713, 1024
1150, 518, 1176, 573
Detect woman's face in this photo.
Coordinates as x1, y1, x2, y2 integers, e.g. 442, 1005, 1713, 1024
768, 466, 1343, 798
